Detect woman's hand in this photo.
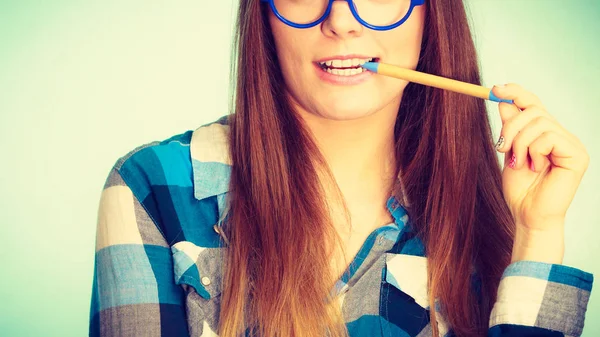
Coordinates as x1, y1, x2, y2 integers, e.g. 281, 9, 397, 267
491, 84, 590, 264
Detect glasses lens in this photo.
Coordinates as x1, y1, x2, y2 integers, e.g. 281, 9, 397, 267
271, 0, 413, 28
272, 0, 328, 25
353, 0, 411, 27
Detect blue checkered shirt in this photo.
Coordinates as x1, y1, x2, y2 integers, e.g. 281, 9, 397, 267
89, 116, 594, 336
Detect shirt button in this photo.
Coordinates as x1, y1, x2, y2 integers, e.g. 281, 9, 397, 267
201, 276, 211, 286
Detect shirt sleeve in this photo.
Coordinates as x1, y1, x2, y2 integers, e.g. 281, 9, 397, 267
89, 167, 189, 337
488, 260, 593, 337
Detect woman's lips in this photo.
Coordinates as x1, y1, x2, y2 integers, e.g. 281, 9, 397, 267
314, 62, 374, 85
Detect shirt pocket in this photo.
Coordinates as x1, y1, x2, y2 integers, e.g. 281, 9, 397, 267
380, 253, 450, 337
171, 240, 223, 300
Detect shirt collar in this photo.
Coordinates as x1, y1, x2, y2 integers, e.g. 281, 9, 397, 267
386, 194, 411, 232
190, 120, 232, 201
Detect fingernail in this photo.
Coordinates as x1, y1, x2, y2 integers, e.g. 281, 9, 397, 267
529, 160, 535, 172
494, 136, 505, 150
509, 154, 516, 169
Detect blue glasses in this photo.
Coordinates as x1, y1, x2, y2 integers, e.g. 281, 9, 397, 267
261, 0, 425, 31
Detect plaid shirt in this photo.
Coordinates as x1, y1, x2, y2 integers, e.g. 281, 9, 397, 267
89, 115, 594, 337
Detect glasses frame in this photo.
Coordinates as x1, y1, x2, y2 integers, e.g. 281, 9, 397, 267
260, 0, 425, 31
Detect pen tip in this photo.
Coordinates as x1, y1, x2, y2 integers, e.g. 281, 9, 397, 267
361, 62, 378, 73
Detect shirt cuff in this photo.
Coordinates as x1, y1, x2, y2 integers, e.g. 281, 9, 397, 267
489, 260, 593, 337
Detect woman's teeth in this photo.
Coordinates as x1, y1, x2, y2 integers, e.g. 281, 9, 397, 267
318, 57, 374, 76
326, 68, 367, 76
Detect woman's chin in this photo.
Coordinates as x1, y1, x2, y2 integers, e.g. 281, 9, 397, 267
317, 106, 379, 121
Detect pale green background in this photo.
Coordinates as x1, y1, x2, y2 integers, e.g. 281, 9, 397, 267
0, 1, 598, 336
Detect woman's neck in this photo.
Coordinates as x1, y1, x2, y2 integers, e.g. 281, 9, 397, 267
297, 103, 400, 230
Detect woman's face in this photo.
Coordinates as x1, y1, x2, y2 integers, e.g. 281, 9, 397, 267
268, 1, 426, 121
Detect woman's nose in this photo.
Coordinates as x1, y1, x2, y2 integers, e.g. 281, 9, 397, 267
321, 0, 364, 39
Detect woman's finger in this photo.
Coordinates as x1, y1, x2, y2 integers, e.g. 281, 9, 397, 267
494, 100, 520, 150
527, 131, 589, 173
492, 83, 546, 111
510, 116, 565, 171
496, 107, 549, 153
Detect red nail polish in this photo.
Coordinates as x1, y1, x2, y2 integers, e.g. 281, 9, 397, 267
509, 154, 516, 169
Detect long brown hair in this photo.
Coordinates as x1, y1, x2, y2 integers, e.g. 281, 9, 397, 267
217, 0, 516, 336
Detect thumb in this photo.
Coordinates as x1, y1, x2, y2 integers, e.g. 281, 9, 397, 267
494, 85, 521, 123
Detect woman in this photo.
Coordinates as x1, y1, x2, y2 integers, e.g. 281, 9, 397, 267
89, 0, 594, 336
